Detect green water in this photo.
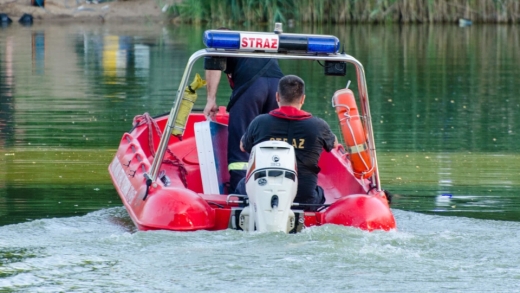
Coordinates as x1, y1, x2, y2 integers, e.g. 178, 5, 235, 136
0, 23, 519, 226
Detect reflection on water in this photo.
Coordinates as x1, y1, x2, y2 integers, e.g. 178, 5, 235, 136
31, 32, 45, 75
380, 151, 520, 221
0, 23, 519, 226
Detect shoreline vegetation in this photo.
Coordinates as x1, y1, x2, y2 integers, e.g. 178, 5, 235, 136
171, 0, 520, 25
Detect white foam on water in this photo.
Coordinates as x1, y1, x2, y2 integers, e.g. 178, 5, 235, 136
1, 208, 520, 292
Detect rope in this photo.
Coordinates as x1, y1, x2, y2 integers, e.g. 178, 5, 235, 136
133, 113, 162, 157
164, 149, 188, 188
132, 113, 189, 188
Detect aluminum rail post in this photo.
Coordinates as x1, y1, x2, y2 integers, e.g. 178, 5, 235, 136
149, 49, 207, 181
351, 61, 381, 191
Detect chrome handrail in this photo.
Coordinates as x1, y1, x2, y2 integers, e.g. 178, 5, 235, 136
148, 49, 381, 192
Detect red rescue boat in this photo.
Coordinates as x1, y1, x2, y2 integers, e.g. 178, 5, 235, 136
108, 26, 396, 232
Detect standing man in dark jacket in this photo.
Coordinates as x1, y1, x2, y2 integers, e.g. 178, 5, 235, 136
204, 57, 283, 193
238, 75, 338, 211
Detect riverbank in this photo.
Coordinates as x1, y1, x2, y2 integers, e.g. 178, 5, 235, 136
1, 0, 518, 25
172, 0, 520, 24
0, 0, 179, 23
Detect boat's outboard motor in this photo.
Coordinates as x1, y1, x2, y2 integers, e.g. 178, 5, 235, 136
239, 141, 298, 233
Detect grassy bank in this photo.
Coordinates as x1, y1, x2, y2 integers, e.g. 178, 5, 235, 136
171, 0, 520, 24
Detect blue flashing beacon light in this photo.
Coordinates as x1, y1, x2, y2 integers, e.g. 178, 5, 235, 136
203, 30, 340, 54
203, 31, 241, 50
308, 36, 340, 54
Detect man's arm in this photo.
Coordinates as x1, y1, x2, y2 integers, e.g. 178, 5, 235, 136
203, 70, 222, 119
240, 118, 258, 153
240, 139, 246, 152
319, 118, 338, 152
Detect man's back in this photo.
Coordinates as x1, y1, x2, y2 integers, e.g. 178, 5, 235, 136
241, 108, 336, 204
225, 58, 283, 90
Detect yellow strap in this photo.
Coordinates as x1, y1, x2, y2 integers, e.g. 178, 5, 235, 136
347, 143, 367, 154
228, 162, 248, 171
185, 73, 207, 93
172, 73, 207, 136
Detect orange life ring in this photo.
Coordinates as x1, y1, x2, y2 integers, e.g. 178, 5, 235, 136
333, 89, 374, 179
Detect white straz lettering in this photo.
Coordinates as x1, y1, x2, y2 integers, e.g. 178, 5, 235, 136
110, 157, 137, 203
240, 33, 279, 52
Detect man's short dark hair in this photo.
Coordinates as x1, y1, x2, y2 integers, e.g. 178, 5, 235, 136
278, 75, 305, 104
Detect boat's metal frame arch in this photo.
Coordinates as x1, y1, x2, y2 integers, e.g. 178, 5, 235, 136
148, 49, 382, 192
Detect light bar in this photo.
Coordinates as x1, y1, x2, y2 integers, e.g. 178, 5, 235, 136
203, 31, 241, 50
203, 30, 340, 54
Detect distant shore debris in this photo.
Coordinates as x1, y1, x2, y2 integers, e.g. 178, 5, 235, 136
19, 13, 33, 25
0, 13, 12, 25
31, 0, 44, 7
459, 18, 473, 27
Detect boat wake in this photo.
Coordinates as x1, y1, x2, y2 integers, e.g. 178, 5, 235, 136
1, 209, 519, 292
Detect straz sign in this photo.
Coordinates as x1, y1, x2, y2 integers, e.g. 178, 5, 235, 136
240, 33, 279, 52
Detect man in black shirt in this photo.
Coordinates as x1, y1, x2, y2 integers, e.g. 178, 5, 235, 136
237, 75, 337, 211
204, 57, 283, 193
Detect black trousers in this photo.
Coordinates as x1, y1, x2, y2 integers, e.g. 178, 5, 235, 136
227, 77, 279, 192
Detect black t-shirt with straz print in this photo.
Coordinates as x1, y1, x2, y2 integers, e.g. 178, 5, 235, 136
241, 111, 336, 202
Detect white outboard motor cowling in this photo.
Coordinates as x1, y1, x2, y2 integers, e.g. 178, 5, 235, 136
239, 141, 298, 233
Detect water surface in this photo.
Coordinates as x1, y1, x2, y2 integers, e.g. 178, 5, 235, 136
1, 208, 519, 292
1, 22, 518, 224
0, 22, 519, 291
